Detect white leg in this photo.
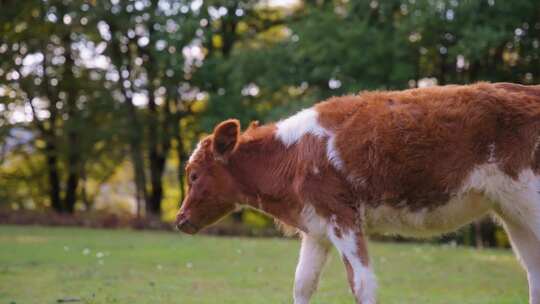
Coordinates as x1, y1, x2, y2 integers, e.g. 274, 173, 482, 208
502, 222, 540, 304
493, 179, 540, 304
328, 225, 377, 304
485, 169, 540, 241
294, 232, 331, 304
499, 203, 540, 304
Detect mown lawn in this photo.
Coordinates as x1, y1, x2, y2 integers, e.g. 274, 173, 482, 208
0, 225, 528, 304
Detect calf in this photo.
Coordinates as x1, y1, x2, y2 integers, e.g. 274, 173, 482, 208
176, 82, 540, 304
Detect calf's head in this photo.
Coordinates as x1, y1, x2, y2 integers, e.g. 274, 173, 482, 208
175, 119, 243, 234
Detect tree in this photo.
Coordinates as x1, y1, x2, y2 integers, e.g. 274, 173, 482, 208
96, 0, 203, 216
0, 0, 124, 212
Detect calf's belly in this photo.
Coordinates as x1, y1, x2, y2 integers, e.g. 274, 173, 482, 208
364, 191, 493, 238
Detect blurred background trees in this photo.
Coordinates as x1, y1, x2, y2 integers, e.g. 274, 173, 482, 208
1, 0, 539, 245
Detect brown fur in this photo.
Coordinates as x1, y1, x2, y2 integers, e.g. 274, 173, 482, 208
317, 82, 540, 211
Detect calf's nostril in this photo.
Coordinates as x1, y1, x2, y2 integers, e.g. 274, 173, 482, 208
175, 213, 186, 229
175, 217, 199, 234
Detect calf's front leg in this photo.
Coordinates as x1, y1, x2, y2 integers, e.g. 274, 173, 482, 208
329, 225, 377, 304
294, 232, 331, 304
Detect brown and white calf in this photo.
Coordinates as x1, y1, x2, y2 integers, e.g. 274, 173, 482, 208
176, 82, 540, 304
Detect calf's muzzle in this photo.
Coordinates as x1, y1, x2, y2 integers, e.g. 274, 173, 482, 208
175, 212, 200, 234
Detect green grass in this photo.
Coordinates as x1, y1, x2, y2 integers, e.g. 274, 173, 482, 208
0, 225, 528, 304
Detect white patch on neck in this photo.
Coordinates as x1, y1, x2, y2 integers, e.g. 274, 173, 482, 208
276, 108, 328, 147
275, 107, 345, 172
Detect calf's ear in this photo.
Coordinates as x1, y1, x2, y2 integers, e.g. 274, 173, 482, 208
212, 119, 240, 162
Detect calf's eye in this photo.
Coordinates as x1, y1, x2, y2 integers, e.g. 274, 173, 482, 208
189, 172, 198, 183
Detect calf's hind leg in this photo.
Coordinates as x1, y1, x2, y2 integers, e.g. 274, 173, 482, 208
498, 219, 540, 304
495, 185, 540, 304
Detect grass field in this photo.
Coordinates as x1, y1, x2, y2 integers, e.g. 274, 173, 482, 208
0, 225, 529, 304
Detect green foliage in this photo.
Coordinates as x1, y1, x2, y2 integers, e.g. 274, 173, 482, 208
1, 0, 539, 242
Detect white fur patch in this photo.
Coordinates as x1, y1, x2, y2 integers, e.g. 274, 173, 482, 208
329, 228, 377, 304
466, 165, 540, 240
464, 164, 537, 199
294, 233, 330, 304
326, 135, 345, 171
365, 192, 491, 238
276, 108, 345, 172
499, 219, 540, 304
300, 204, 328, 237
365, 163, 540, 238
276, 108, 328, 147
365, 164, 500, 237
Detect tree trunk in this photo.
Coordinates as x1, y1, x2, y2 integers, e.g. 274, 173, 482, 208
125, 98, 148, 217
147, 154, 166, 215
175, 118, 187, 203
37, 25, 63, 213
171, 88, 187, 204
64, 168, 79, 213
80, 166, 91, 210
61, 34, 81, 213
146, 91, 168, 215
143, 8, 170, 216
105, 18, 150, 217
45, 141, 62, 212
